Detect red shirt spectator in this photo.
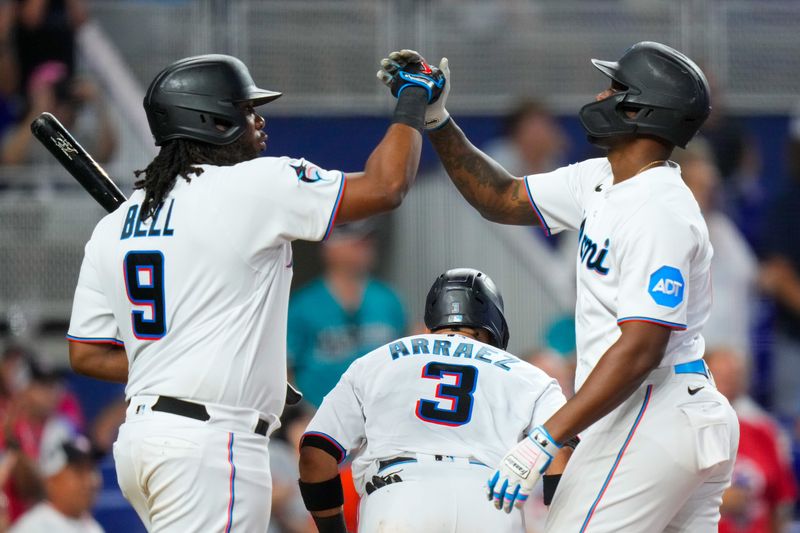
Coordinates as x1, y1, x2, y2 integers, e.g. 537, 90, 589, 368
719, 401, 797, 533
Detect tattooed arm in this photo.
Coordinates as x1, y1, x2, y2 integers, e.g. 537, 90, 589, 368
428, 119, 536, 225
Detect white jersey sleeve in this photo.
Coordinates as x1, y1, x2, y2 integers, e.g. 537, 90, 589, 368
67, 239, 123, 346
523, 158, 609, 235
302, 360, 366, 463
210, 156, 345, 258
525, 378, 567, 434
615, 206, 703, 330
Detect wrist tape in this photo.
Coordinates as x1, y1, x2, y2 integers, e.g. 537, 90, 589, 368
298, 474, 344, 512
314, 513, 348, 533
392, 86, 427, 133
543, 474, 562, 505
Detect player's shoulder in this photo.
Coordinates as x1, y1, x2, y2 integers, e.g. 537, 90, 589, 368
561, 157, 612, 181
546, 157, 612, 197
222, 156, 295, 178
618, 164, 705, 232
527, 157, 609, 181
227, 156, 342, 189
575, 157, 612, 173
86, 191, 145, 247
498, 349, 562, 388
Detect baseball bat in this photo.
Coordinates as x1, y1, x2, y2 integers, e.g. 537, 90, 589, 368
30, 112, 128, 212
29, 112, 303, 407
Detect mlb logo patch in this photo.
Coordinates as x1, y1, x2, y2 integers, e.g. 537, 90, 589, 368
648, 266, 684, 308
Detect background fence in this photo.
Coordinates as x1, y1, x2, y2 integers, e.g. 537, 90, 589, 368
92, 0, 800, 115
3, 0, 800, 356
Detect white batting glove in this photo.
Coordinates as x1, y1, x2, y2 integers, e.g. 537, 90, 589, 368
377, 49, 450, 130
424, 57, 450, 130
487, 426, 560, 513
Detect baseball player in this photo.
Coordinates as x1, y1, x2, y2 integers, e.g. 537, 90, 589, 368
379, 44, 739, 532
297, 268, 574, 533
65, 54, 445, 532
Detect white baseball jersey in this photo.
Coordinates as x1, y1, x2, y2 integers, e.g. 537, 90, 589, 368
524, 158, 712, 389
303, 333, 566, 493
68, 157, 345, 421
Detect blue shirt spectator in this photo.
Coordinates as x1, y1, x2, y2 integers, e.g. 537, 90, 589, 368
288, 222, 405, 407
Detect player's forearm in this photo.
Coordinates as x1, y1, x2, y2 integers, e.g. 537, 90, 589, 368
428, 120, 533, 225
336, 98, 423, 223
364, 122, 421, 208
544, 446, 573, 475
68, 342, 128, 383
543, 324, 668, 443
298, 446, 347, 533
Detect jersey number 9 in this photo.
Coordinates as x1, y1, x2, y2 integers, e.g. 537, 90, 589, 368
124, 251, 167, 340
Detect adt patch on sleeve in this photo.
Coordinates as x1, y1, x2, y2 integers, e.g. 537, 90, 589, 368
648, 266, 685, 308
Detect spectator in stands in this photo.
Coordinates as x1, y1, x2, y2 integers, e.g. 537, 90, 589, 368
86, 398, 125, 458
0, 448, 16, 532
0, 61, 116, 166
483, 98, 568, 177
9, 419, 103, 533
673, 138, 758, 357
288, 221, 406, 407
1, 349, 83, 522
0, 346, 30, 411
269, 403, 315, 533
0, 1, 16, 96
0, 1, 17, 139
706, 346, 797, 533
700, 73, 765, 246
759, 110, 800, 419
4, 0, 87, 101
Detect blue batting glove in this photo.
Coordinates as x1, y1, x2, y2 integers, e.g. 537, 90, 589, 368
376, 49, 446, 104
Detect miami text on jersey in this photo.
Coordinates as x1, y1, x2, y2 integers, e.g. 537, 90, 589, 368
387, 336, 517, 371
578, 218, 610, 275
120, 199, 176, 240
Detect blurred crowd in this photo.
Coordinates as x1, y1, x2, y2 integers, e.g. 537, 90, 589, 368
0, 0, 115, 189
0, 344, 118, 532
0, 1, 798, 532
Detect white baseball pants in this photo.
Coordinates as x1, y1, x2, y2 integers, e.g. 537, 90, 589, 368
545, 362, 739, 532
358, 455, 524, 533
113, 396, 272, 533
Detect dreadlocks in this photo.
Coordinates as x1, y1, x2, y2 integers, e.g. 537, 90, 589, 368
134, 133, 260, 220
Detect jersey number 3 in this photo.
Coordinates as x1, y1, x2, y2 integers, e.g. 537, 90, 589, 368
124, 251, 167, 340
415, 362, 478, 427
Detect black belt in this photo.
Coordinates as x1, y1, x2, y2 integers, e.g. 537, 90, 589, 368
151, 396, 269, 436
377, 455, 488, 472
378, 456, 416, 471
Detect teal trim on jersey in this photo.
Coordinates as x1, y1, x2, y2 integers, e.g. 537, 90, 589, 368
674, 359, 708, 377
288, 278, 406, 407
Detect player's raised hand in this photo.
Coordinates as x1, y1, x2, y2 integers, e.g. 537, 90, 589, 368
377, 49, 450, 129
487, 426, 561, 513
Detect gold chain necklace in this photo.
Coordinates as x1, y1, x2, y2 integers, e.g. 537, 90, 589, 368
634, 159, 667, 176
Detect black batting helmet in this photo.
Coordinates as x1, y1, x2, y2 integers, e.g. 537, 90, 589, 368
579, 41, 710, 148
143, 54, 282, 146
424, 268, 510, 350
